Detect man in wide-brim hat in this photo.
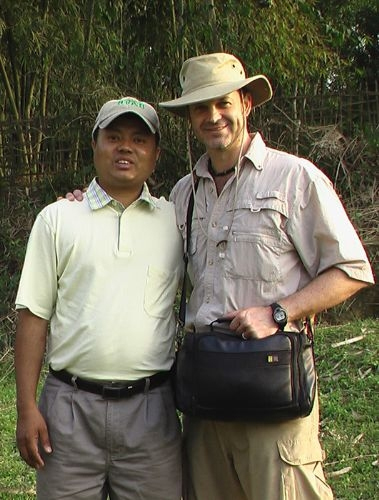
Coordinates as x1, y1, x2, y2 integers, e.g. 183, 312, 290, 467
160, 53, 373, 500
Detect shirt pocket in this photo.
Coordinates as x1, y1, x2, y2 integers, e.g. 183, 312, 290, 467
144, 265, 178, 319
225, 192, 288, 282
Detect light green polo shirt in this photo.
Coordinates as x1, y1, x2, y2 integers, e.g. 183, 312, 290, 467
16, 178, 183, 380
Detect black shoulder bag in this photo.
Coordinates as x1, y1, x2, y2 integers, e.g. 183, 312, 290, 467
174, 187, 316, 421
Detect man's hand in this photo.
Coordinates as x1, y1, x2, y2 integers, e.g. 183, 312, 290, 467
57, 188, 86, 202
16, 405, 52, 469
223, 306, 277, 339
68, 189, 85, 201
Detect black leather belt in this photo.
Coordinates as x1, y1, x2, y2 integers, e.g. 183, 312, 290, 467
49, 366, 171, 399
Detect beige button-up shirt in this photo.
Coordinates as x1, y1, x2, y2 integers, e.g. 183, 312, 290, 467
170, 133, 374, 331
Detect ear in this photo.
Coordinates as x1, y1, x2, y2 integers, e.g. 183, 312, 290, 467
243, 93, 253, 116
91, 139, 96, 151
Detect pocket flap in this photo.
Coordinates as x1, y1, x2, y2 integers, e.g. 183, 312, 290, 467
277, 438, 325, 466
227, 192, 288, 217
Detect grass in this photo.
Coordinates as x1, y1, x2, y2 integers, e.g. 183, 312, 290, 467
0, 319, 378, 499
316, 319, 378, 499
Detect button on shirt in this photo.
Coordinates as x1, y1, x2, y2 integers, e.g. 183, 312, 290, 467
170, 133, 374, 331
16, 178, 183, 380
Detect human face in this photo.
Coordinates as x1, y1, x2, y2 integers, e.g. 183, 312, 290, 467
92, 114, 160, 200
188, 91, 252, 153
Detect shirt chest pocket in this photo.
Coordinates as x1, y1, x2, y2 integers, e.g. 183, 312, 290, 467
227, 191, 288, 236
224, 192, 289, 282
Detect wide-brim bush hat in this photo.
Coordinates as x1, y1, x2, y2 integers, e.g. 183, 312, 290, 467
159, 53, 272, 117
92, 96, 160, 139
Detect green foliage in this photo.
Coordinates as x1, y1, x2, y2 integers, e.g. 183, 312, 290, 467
0, 0, 126, 112
1, 0, 377, 190
217, 0, 337, 88
315, 0, 379, 89
1, 0, 368, 119
0, 191, 38, 331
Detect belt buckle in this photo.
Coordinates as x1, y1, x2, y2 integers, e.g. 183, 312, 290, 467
102, 383, 125, 400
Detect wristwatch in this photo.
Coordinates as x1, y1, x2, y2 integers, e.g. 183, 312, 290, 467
270, 303, 288, 331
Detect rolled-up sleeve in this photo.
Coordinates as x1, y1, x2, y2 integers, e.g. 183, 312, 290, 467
288, 173, 374, 284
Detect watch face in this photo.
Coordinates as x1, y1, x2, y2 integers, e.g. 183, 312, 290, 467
271, 303, 287, 330
274, 310, 286, 322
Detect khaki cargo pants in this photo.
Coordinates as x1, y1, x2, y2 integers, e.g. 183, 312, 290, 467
182, 399, 333, 500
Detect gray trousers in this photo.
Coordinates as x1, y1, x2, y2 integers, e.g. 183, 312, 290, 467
37, 374, 182, 500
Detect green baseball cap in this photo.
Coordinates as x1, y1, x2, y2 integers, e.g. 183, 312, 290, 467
92, 97, 160, 138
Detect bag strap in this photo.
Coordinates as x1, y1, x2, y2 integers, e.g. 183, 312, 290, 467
178, 178, 199, 328
305, 315, 315, 342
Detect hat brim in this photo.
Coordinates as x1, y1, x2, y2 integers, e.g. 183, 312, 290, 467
159, 75, 272, 117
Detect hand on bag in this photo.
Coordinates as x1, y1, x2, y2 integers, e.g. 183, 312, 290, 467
223, 306, 277, 340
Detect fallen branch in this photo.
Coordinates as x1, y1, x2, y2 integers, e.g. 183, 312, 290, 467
328, 466, 352, 477
359, 367, 373, 378
325, 453, 378, 466
331, 335, 365, 348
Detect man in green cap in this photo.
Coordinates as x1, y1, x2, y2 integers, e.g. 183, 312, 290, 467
15, 97, 183, 499
159, 53, 374, 500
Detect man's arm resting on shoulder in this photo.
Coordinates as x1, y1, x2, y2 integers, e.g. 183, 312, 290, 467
15, 308, 51, 469
227, 268, 371, 338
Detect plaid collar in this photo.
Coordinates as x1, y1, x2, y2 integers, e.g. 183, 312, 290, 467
86, 177, 157, 211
